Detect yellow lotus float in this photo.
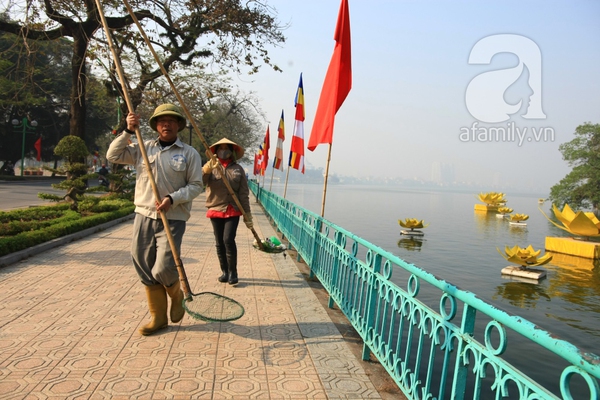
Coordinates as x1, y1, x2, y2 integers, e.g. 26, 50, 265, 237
496, 207, 513, 219
478, 192, 506, 205
509, 213, 529, 226
475, 192, 506, 212
398, 218, 429, 236
498, 245, 551, 281
542, 204, 600, 259
497, 245, 553, 268
547, 204, 600, 238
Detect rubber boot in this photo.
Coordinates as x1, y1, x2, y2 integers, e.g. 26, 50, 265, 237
216, 245, 229, 283
139, 284, 168, 336
227, 250, 238, 285
165, 280, 185, 323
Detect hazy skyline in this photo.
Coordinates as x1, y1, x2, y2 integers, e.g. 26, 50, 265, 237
234, 0, 600, 194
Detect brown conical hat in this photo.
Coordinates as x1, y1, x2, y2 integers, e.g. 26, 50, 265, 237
209, 138, 245, 159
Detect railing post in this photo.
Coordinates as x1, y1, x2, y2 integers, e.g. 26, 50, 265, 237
451, 304, 476, 400
362, 252, 382, 361
327, 231, 343, 309
308, 218, 322, 279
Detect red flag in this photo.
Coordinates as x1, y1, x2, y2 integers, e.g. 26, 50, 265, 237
307, 0, 352, 151
273, 110, 285, 171
253, 153, 260, 176
34, 137, 42, 161
289, 73, 305, 173
259, 126, 270, 176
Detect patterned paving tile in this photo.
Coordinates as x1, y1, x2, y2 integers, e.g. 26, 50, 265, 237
212, 373, 269, 399
266, 373, 328, 399
0, 196, 391, 399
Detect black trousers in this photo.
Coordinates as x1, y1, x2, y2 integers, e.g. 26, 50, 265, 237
210, 216, 240, 275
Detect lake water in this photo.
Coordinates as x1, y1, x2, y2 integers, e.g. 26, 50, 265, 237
266, 182, 600, 396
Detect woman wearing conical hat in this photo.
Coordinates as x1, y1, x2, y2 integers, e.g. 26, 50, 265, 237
202, 138, 252, 285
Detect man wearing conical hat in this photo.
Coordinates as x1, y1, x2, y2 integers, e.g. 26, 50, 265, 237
203, 137, 252, 285
107, 104, 203, 336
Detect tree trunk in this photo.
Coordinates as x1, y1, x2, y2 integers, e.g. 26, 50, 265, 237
70, 31, 88, 139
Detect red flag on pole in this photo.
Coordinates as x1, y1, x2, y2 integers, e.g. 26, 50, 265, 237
273, 110, 285, 171
289, 74, 306, 173
253, 153, 260, 176
307, 0, 352, 151
259, 126, 270, 176
34, 137, 42, 161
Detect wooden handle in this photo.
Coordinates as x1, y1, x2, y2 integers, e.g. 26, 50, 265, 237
94, 0, 193, 297
121, 0, 264, 250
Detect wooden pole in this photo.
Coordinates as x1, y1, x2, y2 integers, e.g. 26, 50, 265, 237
120, 0, 264, 249
269, 164, 275, 191
93, 0, 194, 298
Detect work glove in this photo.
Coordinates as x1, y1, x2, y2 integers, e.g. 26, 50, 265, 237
202, 158, 219, 174
244, 213, 253, 229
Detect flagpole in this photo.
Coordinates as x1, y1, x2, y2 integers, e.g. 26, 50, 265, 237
254, 168, 260, 203
283, 165, 291, 198
320, 144, 333, 217
269, 165, 275, 191
306, 0, 351, 216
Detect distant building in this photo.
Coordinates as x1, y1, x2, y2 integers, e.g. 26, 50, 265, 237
431, 162, 455, 184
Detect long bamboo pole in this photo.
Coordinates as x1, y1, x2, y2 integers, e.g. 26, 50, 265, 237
121, 0, 264, 249
319, 144, 333, 217
93, 0, 194, 299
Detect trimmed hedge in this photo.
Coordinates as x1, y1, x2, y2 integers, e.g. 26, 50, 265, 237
0, 200, 135, 257
0, 210, 81, 236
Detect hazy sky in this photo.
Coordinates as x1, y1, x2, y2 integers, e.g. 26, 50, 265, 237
233, 0, 600, 193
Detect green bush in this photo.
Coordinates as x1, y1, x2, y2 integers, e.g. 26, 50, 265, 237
0, 210, 81, 236
0, 204, 71, 224
0, 199, 135, 257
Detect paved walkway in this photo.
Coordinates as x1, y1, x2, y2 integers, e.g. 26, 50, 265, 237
0, 194, 397, 399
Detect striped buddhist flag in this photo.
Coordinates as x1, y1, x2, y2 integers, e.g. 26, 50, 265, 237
273, 110, 285, 170
289, 74, 305, 173
259, 126, 270, 176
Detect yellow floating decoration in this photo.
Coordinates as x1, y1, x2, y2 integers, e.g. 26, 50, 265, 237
496, 207, 513, 219
497, 245, 552, 267
509, 213, 528, 226
497, 245, 551, 281
475, 192, 506, 212
547, 204, 600, 238
541, 204, 600, 259
398, 218, 428, 236
477, 191, 507, 205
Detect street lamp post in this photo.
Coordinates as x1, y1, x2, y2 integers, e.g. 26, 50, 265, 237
11, 117, 38, 177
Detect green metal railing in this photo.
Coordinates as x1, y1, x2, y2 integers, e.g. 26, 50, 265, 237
250, 181, 600, 400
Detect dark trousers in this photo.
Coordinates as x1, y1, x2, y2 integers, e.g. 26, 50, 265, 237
210, 216, 240, 278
